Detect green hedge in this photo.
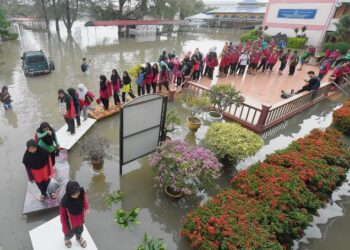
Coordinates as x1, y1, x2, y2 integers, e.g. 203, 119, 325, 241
240, 29, 258, 42
287, 37, 307, 49
324, 42, 350, 54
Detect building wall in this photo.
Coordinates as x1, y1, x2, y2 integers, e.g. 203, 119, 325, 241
263, 0, 337, 48
213, 13, 264, 18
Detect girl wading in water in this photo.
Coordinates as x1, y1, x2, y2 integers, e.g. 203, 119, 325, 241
22, 139, 56, 202
36, 122, 59, 166
60, 181, 89, 248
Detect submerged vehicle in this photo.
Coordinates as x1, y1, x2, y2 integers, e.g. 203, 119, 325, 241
21, 50, 55, 76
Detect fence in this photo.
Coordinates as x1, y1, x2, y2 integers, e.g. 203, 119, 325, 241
186, 80, 337, 133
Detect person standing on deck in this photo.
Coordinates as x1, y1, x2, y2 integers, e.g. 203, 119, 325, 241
111, 69, 122, 107
229, 49, 240, 76
237, 50, 250, 76
144, 63, 154, 94
23, 139, 56, 202
288, 51, 299, 76
278, 49, 290, 75
122, 71, 136, 103
77, 84, 95, 121
36, 122, 59, 167
58, 89, 76, 135
60, 181, 89, 248
67, 88, 81, 127
257, 47, 271, 73
99, 75, 110, 111
152, 63, 159, 93
136, 67, 146, 96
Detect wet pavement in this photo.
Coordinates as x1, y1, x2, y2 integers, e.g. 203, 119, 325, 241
0, 21, 349, 250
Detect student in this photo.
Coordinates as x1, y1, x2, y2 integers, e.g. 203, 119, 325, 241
174, 60, 184, 86
204, 49, 218, 79
80, 58, 89, 73
330, 65, 344, 85
192, 57, 201, 80
318, 60, 331, 80
218, 52, 229, 78
278, 49, 290, 75
248, 50, 260, 75
229, 50, 239, 76
159, 65, 170, 91
152, 63, 159, 93
298, 50, 310, 71
0, 86, 12, 110
77, 84, 95, 121
67, 88, 81, 127
99, 75, 110, 110
58, 89, 76, 135
158, 49, 168, 63
23, 139, 56, 202
266, 50, 279, 74
296, 71, 320, 94
122, 71, 136, 103
257, 48, 271, 73
329, 49, 340, 64
278, 39, 286, 50
111, 69, 121, 106
60, 181, 89, 248
36, 122, 59, 166
237, 51, 250, 76
144, 63, 154, 94
288, 51, 299, 76
136, 67, 145, 96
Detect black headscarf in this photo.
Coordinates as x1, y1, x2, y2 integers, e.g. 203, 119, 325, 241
36, 122, 56, 146
61, 181, 85, 215
123, 72, 131, 85
100, 75, 107, 91
145, 63, 152, 76
58, 89, 72, 110
111, 69, 121, 86
67, 88, 80, 109
22, 139, 50, 169
152, 64, 159, 76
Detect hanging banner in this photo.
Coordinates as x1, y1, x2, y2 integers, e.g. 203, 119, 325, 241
277, 9, 317, 19
119, 94, 167, 175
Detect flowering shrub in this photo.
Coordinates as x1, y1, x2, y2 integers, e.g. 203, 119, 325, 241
149, 140, 222, 195
182, 129, 350, 249
205, 123, 263, 164
333, 100, 350, 134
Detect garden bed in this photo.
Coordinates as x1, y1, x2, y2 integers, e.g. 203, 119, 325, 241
181, 128, 350, 249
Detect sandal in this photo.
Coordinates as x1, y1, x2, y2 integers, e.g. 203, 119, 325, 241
65, 240, 72, 248
50, 193, 57, 200
78, 238, 87, 248
39, 195, 46, 202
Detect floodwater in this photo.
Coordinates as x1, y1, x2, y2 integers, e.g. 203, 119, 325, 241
0, 21, 349, 250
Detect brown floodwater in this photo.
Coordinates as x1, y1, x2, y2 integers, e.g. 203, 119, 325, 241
0, 21, 349, 250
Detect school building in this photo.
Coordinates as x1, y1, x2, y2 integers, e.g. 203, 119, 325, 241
263, 0, 350, 48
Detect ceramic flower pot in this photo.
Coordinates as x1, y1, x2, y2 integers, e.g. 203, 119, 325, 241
90, 159, 104, 173
164, 185, 183, 199
207, 111, 223, 123
186, 116, 202, 132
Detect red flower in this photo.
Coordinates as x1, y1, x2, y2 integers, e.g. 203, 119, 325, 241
207, 226, 215, 235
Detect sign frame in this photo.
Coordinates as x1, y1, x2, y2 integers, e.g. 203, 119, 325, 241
277, 9, 318, 19
119, 94, 167, 175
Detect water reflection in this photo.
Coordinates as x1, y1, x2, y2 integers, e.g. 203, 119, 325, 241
3, 109, 18, 128
86, 173, 111, 212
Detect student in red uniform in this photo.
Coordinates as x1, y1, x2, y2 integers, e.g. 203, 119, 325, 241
144, 63, 154, 94
192, 57, 200, 80
248, 49, 261, 75
257, 48, 271, 73
23, 139, 55, 202
331, 65, 344, 85
60, 181, 89, 248
99, 75, 110, 111
266, 50, 279, 74
229, 49, 240, 76
330, 49, 340, 64
218, 51, 229, 78
77, 84, 95, 121
58, 89, 76, 135
110, 69, 121, 106
343, 62, 350, 75
204, 50, 218, 80
152, 63, 159, 93
159, 65, 170, 91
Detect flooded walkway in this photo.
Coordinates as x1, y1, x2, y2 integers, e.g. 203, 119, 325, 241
0, 21, 349, 250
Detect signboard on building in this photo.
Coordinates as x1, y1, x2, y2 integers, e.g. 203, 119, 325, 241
277, 9, 317, 19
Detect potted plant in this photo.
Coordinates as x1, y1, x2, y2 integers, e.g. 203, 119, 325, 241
161, 109, 181, 141
205, 123, 263, 165
149, 140, 222, 198
207, 84, 245, 123
79, 135, 112, 173
136, 234, 167, 250
180, 89, 209, 132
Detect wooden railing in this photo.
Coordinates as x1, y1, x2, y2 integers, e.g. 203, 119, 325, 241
186, 80, 337, 133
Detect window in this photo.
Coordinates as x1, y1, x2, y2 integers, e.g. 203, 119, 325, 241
28, 56, 46, 64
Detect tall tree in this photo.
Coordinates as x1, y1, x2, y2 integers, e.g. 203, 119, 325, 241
62, 0, 79, 34
51, 0, 62, 33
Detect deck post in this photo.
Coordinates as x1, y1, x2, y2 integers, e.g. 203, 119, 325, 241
256, 105, 271, 131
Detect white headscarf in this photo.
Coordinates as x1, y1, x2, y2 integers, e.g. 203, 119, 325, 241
77, 83, 88, 100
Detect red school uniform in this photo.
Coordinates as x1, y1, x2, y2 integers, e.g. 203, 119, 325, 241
325, 49, 331, 58
219, 55, 229, 68
332, 68, 343, 78
64, 99, 76, 119
250, 52, 261, 64
267, 53, 278, 64
79, 91, 95, 108
343, 65, 350, 74
60, 191, 89, 235
145, 70, 154, 85
193, 61, 200, 71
